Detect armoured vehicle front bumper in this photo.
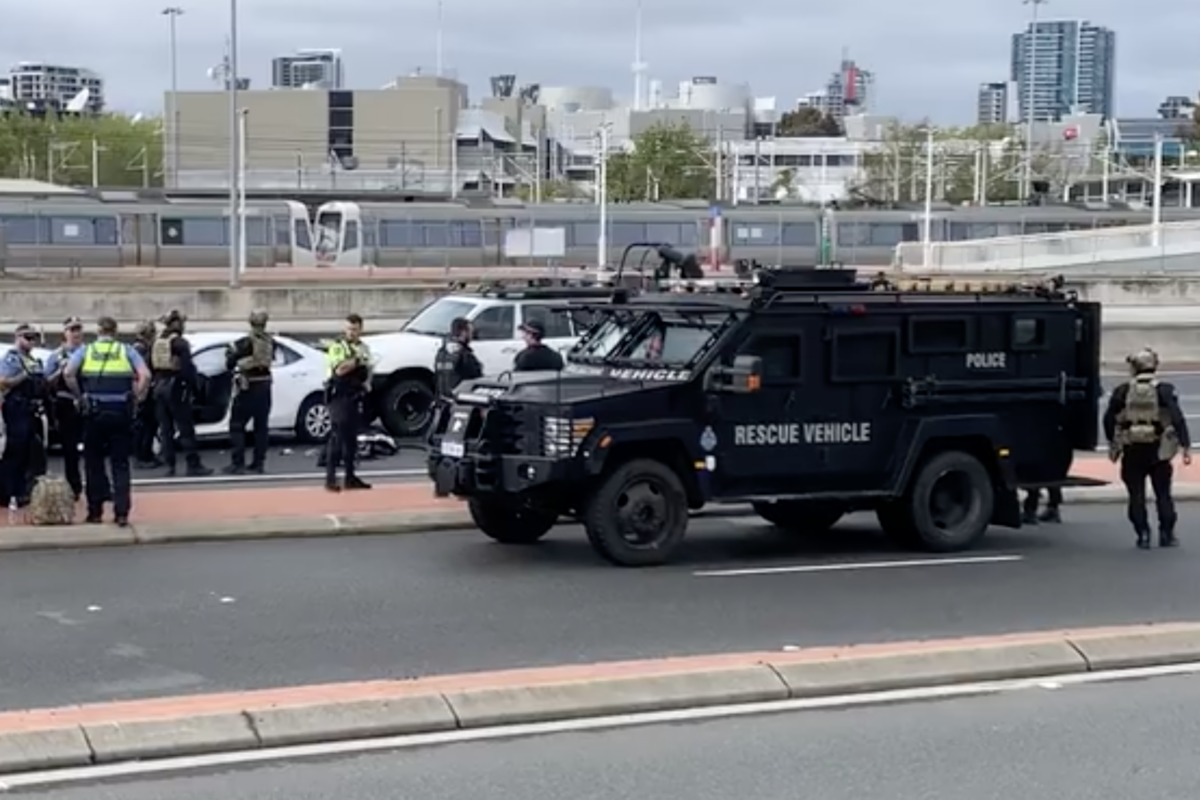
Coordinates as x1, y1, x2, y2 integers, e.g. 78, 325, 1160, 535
430, 452, 570, 496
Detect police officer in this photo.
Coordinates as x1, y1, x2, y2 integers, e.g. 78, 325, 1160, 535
434, 317, 483, 398
1102, 347, 1192, 549
64, 317, 150, 526
44, 316, 86, 500
151, 310, 212, 477
1021, 486, 1063, 525
512, 318, 564, 372
0, 324, 48, 508
131, 319, 161, 468
324, 313, 372, 492
223, 310, 274, 475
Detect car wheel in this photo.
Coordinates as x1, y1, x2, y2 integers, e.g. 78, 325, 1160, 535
295, 394, 332, 443
382, 378, 435, 438
582, 458, 689, 567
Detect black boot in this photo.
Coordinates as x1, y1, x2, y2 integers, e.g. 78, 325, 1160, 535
1038, 507, 1062, 524
1021, 509, 1038, 525
1160, 529, 1179, 548
1136, 529, 1152, 549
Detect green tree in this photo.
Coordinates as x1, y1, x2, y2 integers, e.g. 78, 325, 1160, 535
514, 178, 584, 202
777, 107, 843, 137
605, 122, 713, 202
768, 167, 797, 200
0, 112, 163, 187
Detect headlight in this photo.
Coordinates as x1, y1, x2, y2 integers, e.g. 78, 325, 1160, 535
542, 416, 594, 457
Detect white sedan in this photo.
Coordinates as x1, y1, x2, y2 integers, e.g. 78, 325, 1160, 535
188, 332, 332, 443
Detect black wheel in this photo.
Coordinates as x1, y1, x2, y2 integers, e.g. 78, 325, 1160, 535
294, 394, 332, 443
903, 450, 995, 552
382, 378, 435, 438
752, 500, 844, 533
583, 459, 689, 567
468, 496, 557, 544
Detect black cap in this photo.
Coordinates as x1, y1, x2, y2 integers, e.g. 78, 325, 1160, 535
15, 323, 38, 337
520, 319, 546, 338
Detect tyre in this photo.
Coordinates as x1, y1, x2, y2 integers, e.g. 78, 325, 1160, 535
468, 496, 557, 544
294, 394, 332, 443
752, 500, 844, 533
901, 450, 995, 552
583, 458, 689, 567
382, 377, 435, 438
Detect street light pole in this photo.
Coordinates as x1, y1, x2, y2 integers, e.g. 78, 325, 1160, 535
227, 0, 240, 289
595, 123, 611, 276
1021, 0, 1047, 202
161, 7, 183, 188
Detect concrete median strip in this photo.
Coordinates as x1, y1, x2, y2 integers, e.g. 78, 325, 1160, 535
3, 621, 1200, 775
0, 483, 1195, 552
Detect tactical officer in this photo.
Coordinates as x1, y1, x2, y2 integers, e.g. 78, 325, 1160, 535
1102, 347, 1192, 549
64, 317, 150, 526
0, 324, 48, 508
324, 313, 372, 492
1022, 486, 1063, 525
512, 318, 564, 372
131, 319, 161, 468
434, 317, 483, 398
150, 310, 212, 477
223, 310, 274, 475
44, 316, 86, 500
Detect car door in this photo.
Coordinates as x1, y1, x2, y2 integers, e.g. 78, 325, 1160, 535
467, 303, 519, 375
521, 303, 577, 359
191, 344, 234, 429
266, 340, 315, 429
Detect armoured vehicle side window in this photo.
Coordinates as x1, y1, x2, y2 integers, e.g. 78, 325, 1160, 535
1012, 317, 1046, 350
522, 305, 573, 338
741, 335, 802, 384
908, 317, 971, 353
830, 328, 900, 382
471, 305, 515, 341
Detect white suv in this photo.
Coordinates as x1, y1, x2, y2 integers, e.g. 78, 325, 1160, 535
363, 286, 607, 437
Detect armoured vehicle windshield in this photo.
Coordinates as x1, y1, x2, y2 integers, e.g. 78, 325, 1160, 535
569, 308, 732, 369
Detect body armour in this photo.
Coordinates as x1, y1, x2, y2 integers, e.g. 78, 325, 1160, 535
238, 332, 272, 373
151, 335, 180, 371
1119, 375, 1179, 460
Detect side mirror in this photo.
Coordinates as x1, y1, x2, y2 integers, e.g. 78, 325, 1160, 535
704, 355, 763, 394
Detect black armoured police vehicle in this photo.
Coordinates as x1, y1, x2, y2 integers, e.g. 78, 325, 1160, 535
428, 266, 1104, 567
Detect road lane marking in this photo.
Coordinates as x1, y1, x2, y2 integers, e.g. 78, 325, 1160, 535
5, 659, 1199, 791
693, 554, 1024, 578
130, 468, 426, 487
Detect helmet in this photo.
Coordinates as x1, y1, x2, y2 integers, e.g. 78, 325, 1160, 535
1128, 347, 1160, 374
135, 319, 157, 339
249, 309, 269, 329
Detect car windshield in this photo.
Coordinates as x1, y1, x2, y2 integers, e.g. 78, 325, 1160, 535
402, 298, 479, 337
580, 310, 726, 368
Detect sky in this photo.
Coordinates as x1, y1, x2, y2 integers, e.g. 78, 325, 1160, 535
1, 0, 1196, 124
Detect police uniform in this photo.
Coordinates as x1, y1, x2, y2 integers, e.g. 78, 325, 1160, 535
512, 320, 565, 372
151, 317, 211, 477
434, 337, 483, 397
73, 337, 141, 525
224, 313, 274, 474
45, 318, 86, 499
0, 325, 48, 508
1102, 349, 1192, 549
324, 337, 372, 491
131, 321, 160, 467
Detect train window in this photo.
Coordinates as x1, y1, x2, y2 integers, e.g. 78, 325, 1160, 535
47, 217, 91, 245
645, 223, 682, 245
610, 222, 645, 247
522, 304, 573, 338
343, 221, 359, 250
379, 219, 414, 247
421, 221, 449, 247
244, 218, 271, 247
864, 223, 914, 247
0, 215, 39, 244
732, 224, 779, 246
480, 218, 502, 246
781, 222, 817, 246
93, 217, 119, 245
293, 219, 312, 249
449, 220, 482, 247
471, 305, 515, 341
160, 217, 184, 245
274, 216, 291, 246
676, 221, 700, 246
830, 329, 899, 382
181, 218, 228, 246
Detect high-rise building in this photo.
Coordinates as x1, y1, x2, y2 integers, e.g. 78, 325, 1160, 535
1157, 95, 1195, 120
797, 58, 873, 121
271, 49, 344, 89
1010, 20, 1115, 122
6, 62, 104, 113
976, 82, 1009, 125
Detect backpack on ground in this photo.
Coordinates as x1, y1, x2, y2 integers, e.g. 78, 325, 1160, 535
28, 475, 76, 525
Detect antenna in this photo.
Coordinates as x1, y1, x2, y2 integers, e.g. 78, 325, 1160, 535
631, 0, 647, 111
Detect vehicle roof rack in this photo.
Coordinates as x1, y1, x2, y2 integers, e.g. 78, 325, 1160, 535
447, 276, 618, 300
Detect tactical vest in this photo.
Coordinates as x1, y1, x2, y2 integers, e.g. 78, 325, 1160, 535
3, 352, 41, 405
237, 332, 272, 374
151, 335, 180, 371
80, 340, 134, 400
1118, 375, 1175, 455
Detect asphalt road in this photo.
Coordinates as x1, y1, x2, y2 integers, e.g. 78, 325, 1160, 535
3, 505, 1200, 711
17, 673, 1200, 798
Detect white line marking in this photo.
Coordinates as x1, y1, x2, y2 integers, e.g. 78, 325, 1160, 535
130, 468, 425, 487
693, 554, 1023, 578
4, 660, 1198, 790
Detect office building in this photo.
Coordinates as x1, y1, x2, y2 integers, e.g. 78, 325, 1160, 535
1010, 20, 1115, 122
271, 49, 344, 89
1157, 95, 1195, 119
976, 82, 1009, 125
797, 59, 874, 122
6, 62, 104, 113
